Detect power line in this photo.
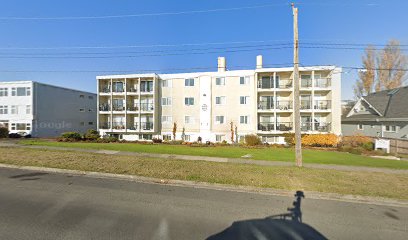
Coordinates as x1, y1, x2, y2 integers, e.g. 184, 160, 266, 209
0, 3, 288, 21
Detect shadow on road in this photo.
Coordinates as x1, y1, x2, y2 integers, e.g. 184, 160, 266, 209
207, 191, 327, 240
9, 172, 48, 180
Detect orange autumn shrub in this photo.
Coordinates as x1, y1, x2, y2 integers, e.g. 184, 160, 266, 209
301, 134, 339, 147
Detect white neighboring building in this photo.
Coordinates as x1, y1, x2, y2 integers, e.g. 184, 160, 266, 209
97, 56, 341, 144
0, 81, 97, 137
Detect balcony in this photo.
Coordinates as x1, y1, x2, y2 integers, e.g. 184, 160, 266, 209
258, 101, 274, 110
276, 122, 293, 131
258, 122, 275, 131
315, 122, 331, 132
112, 105, 125, 111
140, 103, 154, 112
301, 79, 312, 88
276, 101, 293, 110
141, 122, 154, 130
99, 104, 110, 111
277, 79, 293, 89
127, 87, 138, 93
301, 122, 312, 131
127, 123, 138, 131
300, 100, 312, 110
99, 122, 111, 129
112, 122, 126, 130
112, 86, 125, 93
314, 100, 331, 110
126, 105, 139, 112
100, 86, 111, 93
315, 78, 331, 88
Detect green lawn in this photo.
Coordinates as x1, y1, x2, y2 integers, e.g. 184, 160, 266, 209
1, 147, 408, 200
20, 139, 408, 170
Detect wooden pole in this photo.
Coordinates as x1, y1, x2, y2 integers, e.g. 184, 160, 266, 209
292, 3, 302, 167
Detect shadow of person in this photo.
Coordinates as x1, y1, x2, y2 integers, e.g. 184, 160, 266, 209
207, 191, 327, 240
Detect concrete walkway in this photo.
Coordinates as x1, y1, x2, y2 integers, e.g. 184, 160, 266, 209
1, 141, 407, 175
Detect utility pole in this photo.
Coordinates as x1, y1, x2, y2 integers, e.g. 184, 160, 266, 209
292, 3, 302, 167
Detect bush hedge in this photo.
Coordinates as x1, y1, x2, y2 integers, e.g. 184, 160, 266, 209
244, 134, 262, 146
61, 132, 82, 141
0, 127, 8, 138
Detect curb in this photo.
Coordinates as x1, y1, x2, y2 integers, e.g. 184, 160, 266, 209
1, 163, 407, 208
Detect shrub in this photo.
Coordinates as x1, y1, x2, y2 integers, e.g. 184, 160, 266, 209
244, 134, 262, 146
61, 132, 82, 141
152, 138, 163, 143
83, 129, 100, 141
170, 140, 184, 145
0, 127, 8, 138
361, 141, 374, 151
340, 134, 372, 147
301, 134, 339, 147
283, 133, 295, 146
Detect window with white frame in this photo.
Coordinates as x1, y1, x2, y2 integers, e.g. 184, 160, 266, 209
0, 106, 8, 114
357, 124, 364, 130
240, 96, 249, 104
26, 105, 31, 114
385, 125, 397, 132
161, 97, 172, 106
184, 78, 195, 86
216, 135, 224, 142
240, 76, 250, 85
216, 77, 225, 86
215, 116, 225, 124
11, 87, 31, 96
161, 116, 173, 124
184, 135, 191, 141
185, 116, 194, 124
162, 79, 172, 88
185, 97, 194, 106
163, 134, 172, 141
0, 88, 7, 97
10, 105, 18, 114
215, 96, 226, 105
240, 115, 249, 124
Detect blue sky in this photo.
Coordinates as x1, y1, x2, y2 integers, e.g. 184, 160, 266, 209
0, 0, 407, 100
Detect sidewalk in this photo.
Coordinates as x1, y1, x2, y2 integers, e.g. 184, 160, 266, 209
1, 141, 407, 175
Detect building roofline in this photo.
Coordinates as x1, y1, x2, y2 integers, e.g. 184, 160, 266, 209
0, 80, 96, 95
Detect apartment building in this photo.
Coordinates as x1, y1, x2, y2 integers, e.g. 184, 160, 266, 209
97, 56, 341, 144
0, 81, 97, 137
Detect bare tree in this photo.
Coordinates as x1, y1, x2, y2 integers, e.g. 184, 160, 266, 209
172, 122, 177, 140
376, 40, 407, 91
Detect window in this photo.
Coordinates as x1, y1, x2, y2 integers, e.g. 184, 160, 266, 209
184, 135, 191, 141
163, 134, 172, 141
16, 123, 28, 130
12, 87, 31, 96
162, 116, 173, 124
185, 78, 195, 86
88, 109, 93, 112
240, 96, 249, 104
215, 116, 225, 124
79, 95, 85, 98
215, 96, 226, 105
79, 108, 85, 112
0, 88, 7, 97
357, 124, 364, 130
161, 97, 172, 106
10, 105, 18, 114
216, 135, 224, 142
240, 76, 250, 85
216, 77, 225, 86
240, 115, 249, 124
185, 116, 195, 124
88, 122, 94, 125
140, 134, 153, 140
0, 106, 8, 114
385, 125, 397, 132
162, 79, 172, 88
185, 97, 194, 106
88, 96, 94, 100
26, 105, 31, 114
80, 122, 85, 126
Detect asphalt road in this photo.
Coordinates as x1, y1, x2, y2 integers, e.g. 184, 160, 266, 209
0, 167, 406, 240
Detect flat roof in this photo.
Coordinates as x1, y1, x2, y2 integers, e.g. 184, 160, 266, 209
0, 80, 96, 95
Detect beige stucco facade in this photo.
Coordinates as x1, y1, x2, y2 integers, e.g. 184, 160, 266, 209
97, 57, 341, 143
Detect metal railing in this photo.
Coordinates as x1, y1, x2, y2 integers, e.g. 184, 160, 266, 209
300, 100, 312, 110
99, 122, 111, 129
258, 101, 274, 110
276, 122, 293, 131
126, 105, 139, 111
276, 101, 293, 110
314, 100, 331, 110
99, 104, 110, 111
141, 122, 154, 130
112, 122, 125, 130
301, 122, 313, 131
258, 122, 275, 131
100, 86, 111, 93
314, 78, 331, 88
314, 122, 331, 132
277, 79, 293, 88
112, 86, 125, 93
127, 124, 138, 130
140, 103, 154, 111
127, 87, 138, 93
301, 79, 312, 88
112, 105, 125, 111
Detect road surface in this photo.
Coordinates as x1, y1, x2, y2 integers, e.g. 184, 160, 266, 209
0, 167, 406, 239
